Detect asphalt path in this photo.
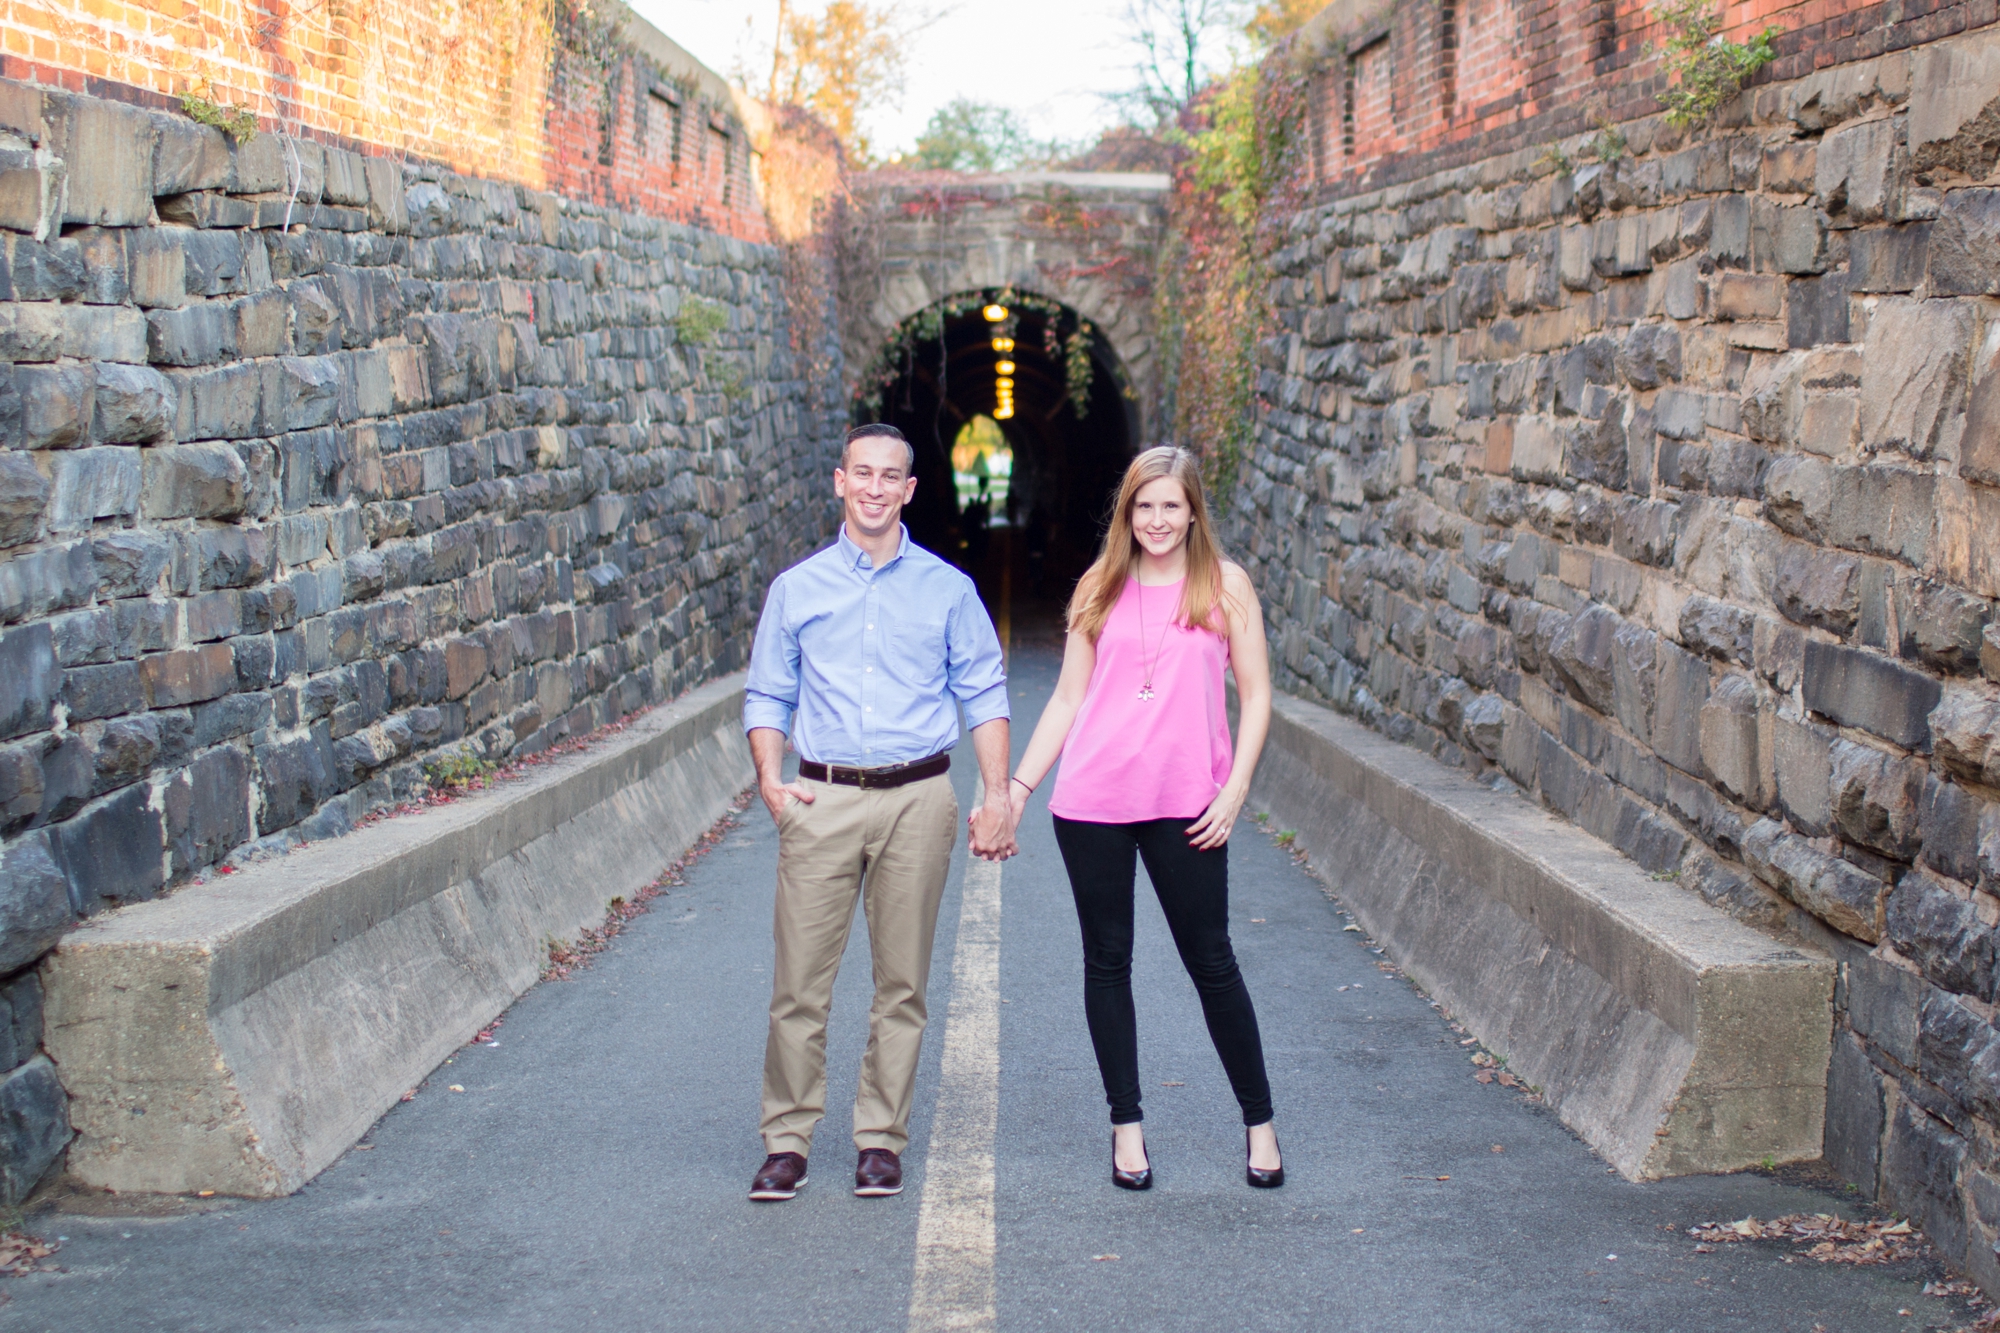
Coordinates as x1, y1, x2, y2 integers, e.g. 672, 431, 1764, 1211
7, 634, 1979, 1331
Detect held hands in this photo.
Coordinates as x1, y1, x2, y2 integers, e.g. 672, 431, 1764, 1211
968, 794, 1018, 862
1006, 779, 1030, 833
1186, 781, 1247, 850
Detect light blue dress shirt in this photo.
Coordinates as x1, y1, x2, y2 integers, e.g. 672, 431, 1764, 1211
743, 525, 1009, 766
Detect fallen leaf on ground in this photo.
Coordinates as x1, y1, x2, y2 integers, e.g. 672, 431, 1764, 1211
0, 1232, 61, 1276
1686, 1213, 1931, 1265
1474, 1071, 1494, 1084
1160, 1081, 1185, 1087
448, 1085, 465, 1093
1092, 1254, 1118, 1262
1343, 924, 1362, 932
1491, 1145, 1504, 1153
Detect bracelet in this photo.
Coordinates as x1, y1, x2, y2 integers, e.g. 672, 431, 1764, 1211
1010, 775, 1035, 796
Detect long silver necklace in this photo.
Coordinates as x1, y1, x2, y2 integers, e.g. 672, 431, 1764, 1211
1133, 578, 1175, 702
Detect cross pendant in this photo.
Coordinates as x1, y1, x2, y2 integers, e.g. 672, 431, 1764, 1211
1137, 684, 1155, 702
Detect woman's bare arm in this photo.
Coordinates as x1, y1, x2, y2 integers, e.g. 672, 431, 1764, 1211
1005, 613, 1099, 826
1186, 563, 1271, 849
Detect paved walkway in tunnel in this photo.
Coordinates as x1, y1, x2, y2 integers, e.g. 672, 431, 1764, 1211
7, 637, 1982, 1331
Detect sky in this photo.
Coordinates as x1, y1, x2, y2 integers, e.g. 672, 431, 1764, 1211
637, 0, 1148, 158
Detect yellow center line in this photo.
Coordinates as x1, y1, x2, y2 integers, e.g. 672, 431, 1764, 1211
908, 596, 1009, 1333
905, 851, 1002, 1333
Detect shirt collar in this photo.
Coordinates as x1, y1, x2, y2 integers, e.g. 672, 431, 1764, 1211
837, 522, 909, 574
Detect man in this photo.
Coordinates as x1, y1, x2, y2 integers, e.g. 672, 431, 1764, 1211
743, 423, 1016, 1202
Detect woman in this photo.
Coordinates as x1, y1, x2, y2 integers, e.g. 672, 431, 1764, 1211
1006, 446, 1281, 1191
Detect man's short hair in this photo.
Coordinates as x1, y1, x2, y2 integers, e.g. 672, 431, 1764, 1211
842, 423, 915, 472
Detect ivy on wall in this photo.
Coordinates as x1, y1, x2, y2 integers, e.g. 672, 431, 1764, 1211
1154, 52, 1309, 500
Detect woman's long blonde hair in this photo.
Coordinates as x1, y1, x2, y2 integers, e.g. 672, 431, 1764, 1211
1067, 446, 1229, 641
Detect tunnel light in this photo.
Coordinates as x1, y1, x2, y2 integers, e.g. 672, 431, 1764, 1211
994, 405, 1014, 419
983, 304, 1009, 322
995, 359, 1016, 375
995, 376, 1014, 390
991, 336, 1014, 353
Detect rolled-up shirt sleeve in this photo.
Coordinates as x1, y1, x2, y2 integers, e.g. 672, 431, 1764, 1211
945, 579, 1010, 729
743, 576, 799, 735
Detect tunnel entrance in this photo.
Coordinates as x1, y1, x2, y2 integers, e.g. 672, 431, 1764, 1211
854, 291, 1138, 617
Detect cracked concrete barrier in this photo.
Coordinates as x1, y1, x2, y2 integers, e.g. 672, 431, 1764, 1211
42, 673, 753, 1197
1253, 691, 1834, 1181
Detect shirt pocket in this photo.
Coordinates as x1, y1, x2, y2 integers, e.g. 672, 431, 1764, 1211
892, 615, 947, 663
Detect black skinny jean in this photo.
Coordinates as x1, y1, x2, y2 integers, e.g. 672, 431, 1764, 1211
1051, 815, 1274, 1127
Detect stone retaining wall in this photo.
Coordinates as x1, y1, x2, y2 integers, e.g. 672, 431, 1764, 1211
0, 75, 843, 1203
1232, 20, 2000, 1290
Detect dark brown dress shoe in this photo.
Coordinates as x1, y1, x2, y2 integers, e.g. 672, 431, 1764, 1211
854, 1148, 903, 1196
750, 1152, 808, 1201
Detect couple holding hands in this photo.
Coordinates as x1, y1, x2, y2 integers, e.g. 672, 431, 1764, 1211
741, 424, 1281, 1202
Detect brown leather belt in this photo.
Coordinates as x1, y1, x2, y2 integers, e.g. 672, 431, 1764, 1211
798, 749, 952, 790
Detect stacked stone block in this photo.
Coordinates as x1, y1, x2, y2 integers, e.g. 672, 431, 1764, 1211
1233, 27, 2000, 1289
0, 77, 844, 1202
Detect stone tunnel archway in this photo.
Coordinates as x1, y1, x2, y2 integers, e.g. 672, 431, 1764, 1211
856, 288, 1140, 605
840, 172, 1169, 604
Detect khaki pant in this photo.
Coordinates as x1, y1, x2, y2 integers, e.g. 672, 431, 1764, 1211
761, 772, 959, 1158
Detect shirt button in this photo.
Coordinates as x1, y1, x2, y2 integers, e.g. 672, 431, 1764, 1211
866, 706, 873, 713
867, 624, 874, 630
865, 666, 872, 673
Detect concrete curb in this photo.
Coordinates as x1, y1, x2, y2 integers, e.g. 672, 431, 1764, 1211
42, 673, 754, 1197
1252, 691, 1835, 1180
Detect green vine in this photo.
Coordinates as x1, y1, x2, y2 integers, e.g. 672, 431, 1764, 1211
1157, 54, 1308, 500
1063, 325, 1095, 417
1653, 0, 1779, 130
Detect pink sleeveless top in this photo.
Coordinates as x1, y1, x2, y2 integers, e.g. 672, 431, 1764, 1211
1048, 577, 1234, 824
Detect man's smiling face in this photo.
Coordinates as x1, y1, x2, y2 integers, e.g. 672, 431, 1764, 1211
835, 436, 918, 543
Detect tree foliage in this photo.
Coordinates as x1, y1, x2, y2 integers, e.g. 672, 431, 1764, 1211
769, 0, 908, 161
1121, 0, 1240, 124
909, 100, 1042, 171
1241, 0, 1323, 49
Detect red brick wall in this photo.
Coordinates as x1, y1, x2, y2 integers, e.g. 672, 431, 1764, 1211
1303, 0, 2000, 195
0, 0, 785, 242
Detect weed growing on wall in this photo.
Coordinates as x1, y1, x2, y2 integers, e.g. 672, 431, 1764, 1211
676, 298, 729, 346
180, 85, 258, 142
424, 752, 498, 792
1156, 54, 1308, 499
1653, 0, 1779, 130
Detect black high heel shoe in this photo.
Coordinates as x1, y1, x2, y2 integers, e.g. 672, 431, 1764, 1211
1245, 1127, 1284, 1189
1112, 1131, 1153, 1191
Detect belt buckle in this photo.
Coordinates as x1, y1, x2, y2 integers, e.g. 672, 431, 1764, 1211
855, 768, 870, 790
